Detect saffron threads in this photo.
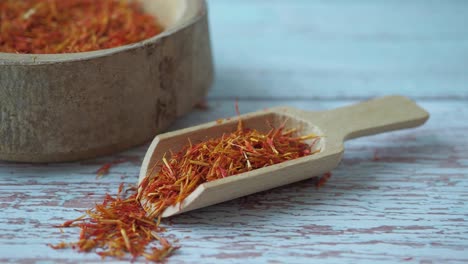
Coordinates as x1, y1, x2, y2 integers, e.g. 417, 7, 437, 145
96, 159, 128, 178
48, 241, 68, 250
139, 119, 321, 218
373, 150, 380, 161
316, 172, 332, 188
143, 237, 178, 262
50, 185, 178, 262
95, 158, 141, 178
0, 0, 163, 54
52, 113, 322, 262
96, 163, 113, 177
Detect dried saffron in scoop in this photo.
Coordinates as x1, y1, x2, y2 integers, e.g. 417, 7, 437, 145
138, 116, 321, 218
51, 111, 321, 262
0, 0, 163, 54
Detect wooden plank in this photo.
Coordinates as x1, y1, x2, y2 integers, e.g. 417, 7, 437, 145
1, 99, 467, 263
206, 0, 468, 99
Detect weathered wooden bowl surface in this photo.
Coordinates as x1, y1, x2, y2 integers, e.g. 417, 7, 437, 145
0, 0, 213, 163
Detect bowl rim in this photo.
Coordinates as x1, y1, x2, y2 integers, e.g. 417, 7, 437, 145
0, 0, 207, 65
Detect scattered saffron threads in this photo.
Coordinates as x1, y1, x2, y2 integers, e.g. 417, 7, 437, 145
50, 185, 178, 262
316, 172, 332, 188
96, 159, 129, 177
0, 0, 163, 54
373, 150, 380, 161
143, 236, 178, 262
138, 119, 321, 218
52, 111, 321, 262
96, 163, 113, 177
48, 241, 68, 249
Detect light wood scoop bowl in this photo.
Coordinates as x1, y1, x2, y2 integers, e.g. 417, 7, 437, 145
138, 96, 429, 218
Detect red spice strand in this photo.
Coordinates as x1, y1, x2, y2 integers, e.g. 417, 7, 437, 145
96, 159, 129, 177
96, 163, 113, 177
316, 172, 332, 188
0, 0, 163, 54
373, 150, 380, 161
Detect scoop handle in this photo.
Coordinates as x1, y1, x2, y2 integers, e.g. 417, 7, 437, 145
308, 96, 429, 141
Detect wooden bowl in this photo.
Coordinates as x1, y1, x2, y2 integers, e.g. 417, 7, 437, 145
0, 0, 213, 163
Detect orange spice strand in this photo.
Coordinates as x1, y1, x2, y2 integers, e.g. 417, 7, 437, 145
0, 0, 163, 54
96, 163, 113, 177
139, 119, 321, 217
316, 172, 332, 188
373, 150, 380, 161
96, 159, 129, 178
48, 241, 70, 249
143, 237, 179, 262
53, 190, 176, 262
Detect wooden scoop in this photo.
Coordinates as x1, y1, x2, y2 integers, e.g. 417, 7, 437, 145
138, 96, 429, 218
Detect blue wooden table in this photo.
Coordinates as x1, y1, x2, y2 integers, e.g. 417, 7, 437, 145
1, 1, 467, 263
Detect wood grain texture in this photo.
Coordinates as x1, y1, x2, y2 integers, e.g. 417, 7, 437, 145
1, 0, 467, 263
